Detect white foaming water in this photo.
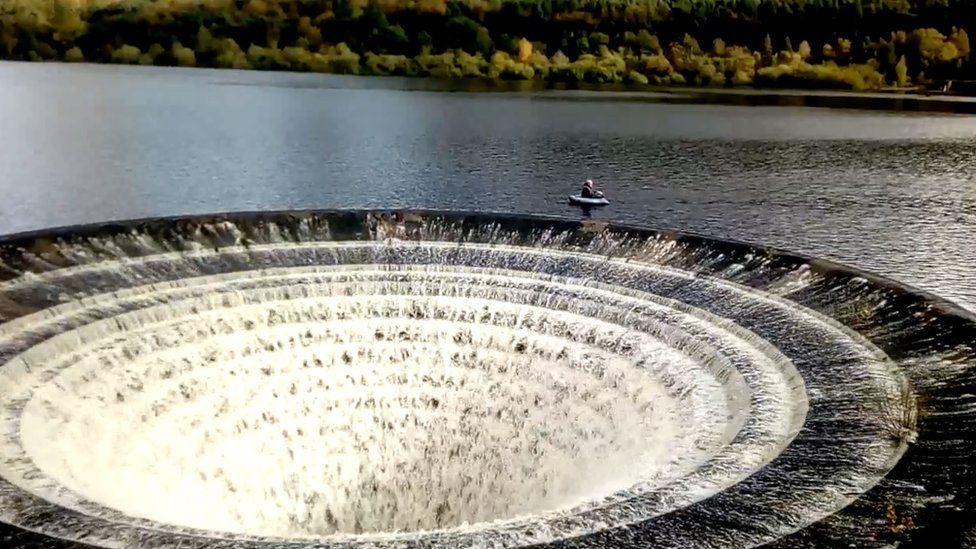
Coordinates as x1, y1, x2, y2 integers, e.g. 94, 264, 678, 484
0, 227, 914, 549
20, 307, 709, 535
5, 267, 748, 537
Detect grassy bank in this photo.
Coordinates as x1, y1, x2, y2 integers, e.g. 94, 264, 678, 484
2, 0, 974, 91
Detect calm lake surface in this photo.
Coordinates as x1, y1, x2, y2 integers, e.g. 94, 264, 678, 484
2, 62, 975, 310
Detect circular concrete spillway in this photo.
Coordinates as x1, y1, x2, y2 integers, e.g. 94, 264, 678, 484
0, 210, 972, 548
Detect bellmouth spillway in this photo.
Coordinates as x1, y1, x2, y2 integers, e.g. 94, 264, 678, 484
0, 210, 972, 548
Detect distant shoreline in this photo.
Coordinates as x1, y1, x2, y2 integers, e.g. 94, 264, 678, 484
584, 86, 976, 113
6, 59, 976, 114
3, 1, 976, 94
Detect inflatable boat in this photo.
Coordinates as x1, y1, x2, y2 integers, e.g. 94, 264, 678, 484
568, 194, 610, 206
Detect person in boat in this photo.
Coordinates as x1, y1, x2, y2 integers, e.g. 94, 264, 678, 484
581, 179, 598, 198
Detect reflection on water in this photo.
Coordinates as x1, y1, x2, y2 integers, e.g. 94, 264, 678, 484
1, 62, 975, 310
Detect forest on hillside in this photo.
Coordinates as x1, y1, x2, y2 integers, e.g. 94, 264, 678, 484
2, 0, 975, 90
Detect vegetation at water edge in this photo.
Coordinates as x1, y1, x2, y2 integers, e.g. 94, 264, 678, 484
2, 0, 975, 90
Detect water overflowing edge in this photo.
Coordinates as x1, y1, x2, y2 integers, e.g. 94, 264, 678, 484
2, 208, 971, 322
0, 209, 971, 548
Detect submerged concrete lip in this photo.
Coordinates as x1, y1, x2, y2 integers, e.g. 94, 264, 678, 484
0, 209, 973, 548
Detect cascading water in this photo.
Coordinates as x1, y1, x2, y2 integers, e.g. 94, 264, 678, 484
0, 210, 972, 548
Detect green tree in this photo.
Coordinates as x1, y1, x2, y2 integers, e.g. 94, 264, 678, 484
636, 30, 661, 53
111, 44, 141, 64
444, 16, 493, 56
64, 46, 85, 62
895, 54, 909, 86
172, 41, 196, 66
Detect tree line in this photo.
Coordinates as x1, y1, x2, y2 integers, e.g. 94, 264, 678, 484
1, 0, 973, 89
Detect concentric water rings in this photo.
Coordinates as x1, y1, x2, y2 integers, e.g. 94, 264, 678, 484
0, 211, 971, 549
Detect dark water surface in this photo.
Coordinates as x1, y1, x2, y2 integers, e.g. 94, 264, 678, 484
2, 61, 975, 310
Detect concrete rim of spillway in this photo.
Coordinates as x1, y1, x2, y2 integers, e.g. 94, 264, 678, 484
0, 209, 972, 549
0, 208, 971, 321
